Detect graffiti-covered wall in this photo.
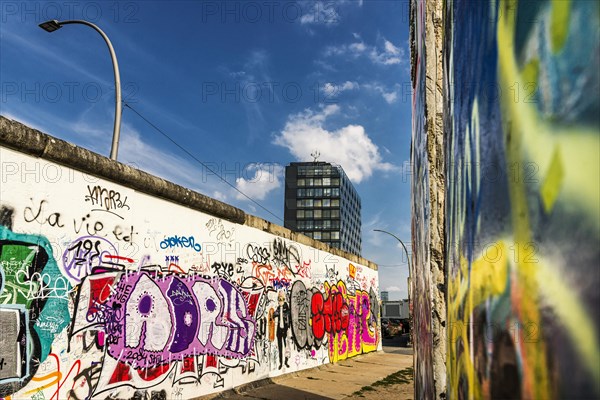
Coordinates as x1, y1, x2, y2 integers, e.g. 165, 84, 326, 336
410, 0, 446, 398
412, 0, 600, 398
0, 117, 381, 399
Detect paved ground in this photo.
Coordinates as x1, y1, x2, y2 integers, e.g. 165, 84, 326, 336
204, 334, 414, 400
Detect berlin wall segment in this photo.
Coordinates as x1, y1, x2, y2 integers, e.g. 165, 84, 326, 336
0, 117, 381, 399
411, 0, 600, 399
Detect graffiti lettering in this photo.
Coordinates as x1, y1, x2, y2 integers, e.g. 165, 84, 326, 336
211, 262, 234, 278
271, 278, 291, 290
62, 236, 117, 283
85, 185, 130, 212
81, 272, 257, 368
0, 227, 71, 395
23, 199, 64, 228
326, 281, 378, 363
13, 270, 70, 300
246, 244, 270, 265
159, 235, 202, 252
289, 281, 322, 350
271, 238, 301, 271
311, 288, 349, 340
206, 218, 235, 244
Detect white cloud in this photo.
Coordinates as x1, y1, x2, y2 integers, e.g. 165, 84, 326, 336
323, 83, 336, 96
212, 191, 227, 201
364, 82, 401, 104
384, 40, 401, 55
340, 81, 359, 91
299, 0, 362, 25
273, 105, 395, 183
300, 1, 341, 25
369, 41, 403, 65
323, 36, 405, 67
223, 50, 271, 144
323, 81, 359, 97
235, 163, 284, 201
384, 286, 402, 292
382, 91, 398, 103
349, 42, 367, 53
324, 41, 366, 58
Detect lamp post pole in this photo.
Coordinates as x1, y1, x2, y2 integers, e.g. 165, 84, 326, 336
373, 229, 412, 346
373, 229, 411, 270
39, 19, 122, 161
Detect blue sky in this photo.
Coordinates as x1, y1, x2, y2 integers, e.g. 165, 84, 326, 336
0, 0, 412, 300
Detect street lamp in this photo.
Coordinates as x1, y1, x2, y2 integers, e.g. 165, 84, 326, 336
373, 229, 411, 271
373, 229, 412, 346
39, 19, 122, 161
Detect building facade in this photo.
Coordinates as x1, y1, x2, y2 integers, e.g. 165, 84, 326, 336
381, 299, 410, 319
284, 162, 362, 255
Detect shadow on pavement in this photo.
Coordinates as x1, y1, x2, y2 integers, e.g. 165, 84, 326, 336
382, 333, 410, 347
382, 334, 413, 355
213, 383, 334, 399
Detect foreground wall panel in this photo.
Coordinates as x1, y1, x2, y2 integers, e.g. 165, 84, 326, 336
443, 0, 599, 399
412, 0, 599, 398
0, 122, 381, 399
410, 0, 446, 398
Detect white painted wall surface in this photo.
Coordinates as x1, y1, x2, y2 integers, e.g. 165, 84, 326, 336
0, 147, 381, 399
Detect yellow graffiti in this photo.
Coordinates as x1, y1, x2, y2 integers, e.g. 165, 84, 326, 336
447, 241, 509, 399
325, 280, 379, 363
550, 0, 571, 52
447, 1, 600, 398
498, 0, 600, 223
498, 0, 600, 394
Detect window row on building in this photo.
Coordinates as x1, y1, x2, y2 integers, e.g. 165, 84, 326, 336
297, 198, 340, 208
297, 188, 340, 197
304, 231, 340, 240
297, 220, 341, 230
296, 177, 341, 187
297, 209, 340, 219
297, 165, 338, 176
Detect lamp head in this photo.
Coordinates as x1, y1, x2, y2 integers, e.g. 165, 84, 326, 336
39, 20, 62, 32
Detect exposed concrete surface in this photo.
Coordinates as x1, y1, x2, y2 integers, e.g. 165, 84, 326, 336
409, 0, 447, 397
424, 1, 447, 396
201, 351, 413, 400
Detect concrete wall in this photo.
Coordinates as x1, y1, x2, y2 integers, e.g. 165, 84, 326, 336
0, 116, 381, 399
412, 0, 600, 398
410, 0, 446, 398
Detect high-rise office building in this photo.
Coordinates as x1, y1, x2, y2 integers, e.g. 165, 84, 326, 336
284, 161, 362, 255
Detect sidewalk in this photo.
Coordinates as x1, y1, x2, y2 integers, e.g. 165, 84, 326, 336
203, 346, 414, 400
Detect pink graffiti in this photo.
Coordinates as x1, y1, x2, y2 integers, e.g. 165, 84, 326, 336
75, 271, 257, 369
324, 281, 379, 362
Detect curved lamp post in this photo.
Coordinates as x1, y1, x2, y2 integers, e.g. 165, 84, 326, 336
373, 229, 412, 346
373, 229, 411, 271
39, 19, 122, 161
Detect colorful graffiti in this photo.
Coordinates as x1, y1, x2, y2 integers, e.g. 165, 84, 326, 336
322, 281, 379, 363
0, 145, 381, 399
410, 0, 437, 398
0, 226, 71, 397
412, 0, 599, 398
